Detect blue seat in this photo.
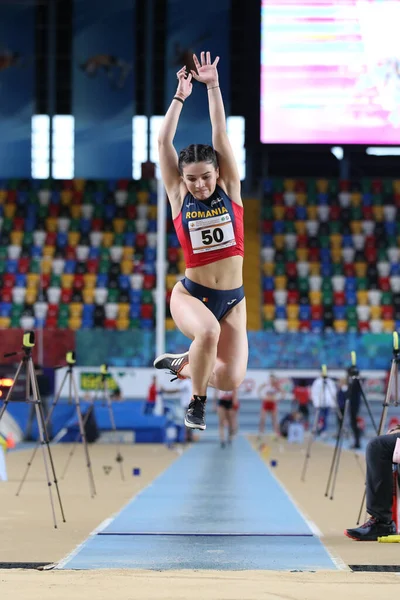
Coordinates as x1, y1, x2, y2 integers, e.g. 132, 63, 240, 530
108, 180, 117, 191
89, 247, 100, 259
262, 234, 273, 248
345, 290, 357, 305
342, 235, 353, 248
149, 192, 158, 205
51, 191, 60, 203
0, 302, 11, 317
362, 193, 372, 206
119, 275, 130, 290
31, 246, 42, 257
6, 259, 18, 274
24, 217, 36, 232
296, 206, 307, 220
262, 276, 274, 291
321, 264, 332, 277
96, 274, 108, 288
317, 193, 329, 205
385, 222, 396, 236
344, 277, 357, 292
130, 289, 142, 304
143, 263, 156, 275
148, 219, 157, 232
275, 306, 286, 319
320, 249, 331, 262
140, 318, 154, 330
81, 320, 94, 329
82, 304, 94, 317
104, 205, 116, 220
129, 304, 141, 319
311, 320, 323, 333
390, 264, 400, 275
17, 191, 28, 204
273, 221, 285, 234
94, 191, 105, 204
57, 232, 68, 248
35, 317, 46, 328
64, 260, 76, 274
124, 232, 136, 247
299, 305, 311, 320
263, 179, 273, 193
15, 274, 27, 287
333, 306, 346, 320
80, 219, 91, 234
167, 233, 179, 248
144, 247, 156, 262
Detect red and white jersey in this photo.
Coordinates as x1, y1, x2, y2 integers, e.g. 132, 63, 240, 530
218, 390, 234, 401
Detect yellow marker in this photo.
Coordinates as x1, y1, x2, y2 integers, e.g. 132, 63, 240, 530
321, 364, 327, 377
393, 331, 399, 351
378, 535, 400, 543
100, 364, 108, 375
351, 351, 356, 366
66, 351, 76, 365
23, 331, 35, 348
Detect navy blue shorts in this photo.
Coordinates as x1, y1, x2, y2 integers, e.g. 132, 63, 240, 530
181, 277, 245, 322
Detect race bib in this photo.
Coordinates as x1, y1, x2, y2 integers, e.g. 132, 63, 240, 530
188, 214, 236, 254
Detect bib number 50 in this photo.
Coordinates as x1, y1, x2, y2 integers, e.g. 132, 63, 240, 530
201, 228, 224, 245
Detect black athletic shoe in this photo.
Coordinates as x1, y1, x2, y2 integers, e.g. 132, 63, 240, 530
185, 395, 206, 430
153, 351, 189, 381
345, 517, 397, 541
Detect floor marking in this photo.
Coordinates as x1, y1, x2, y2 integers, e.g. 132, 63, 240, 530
97, 532, 314, 537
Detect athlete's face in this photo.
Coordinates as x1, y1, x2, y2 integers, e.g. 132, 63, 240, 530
182, 161, 219, 200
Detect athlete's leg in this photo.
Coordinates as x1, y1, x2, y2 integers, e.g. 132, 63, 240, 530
259, 408, 266, 435
217, 406, 227, 444
170, 282, 220, 396
271, 409, 280, 437
226, 408, 235, 441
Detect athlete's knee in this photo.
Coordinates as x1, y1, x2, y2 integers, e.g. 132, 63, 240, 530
195, 322, 221, 346
215, 368, 245, 392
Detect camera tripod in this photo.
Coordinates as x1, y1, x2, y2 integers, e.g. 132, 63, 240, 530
356, 332, 400, 524
301, 364, 340, 482
17, 351, 96, 499
325, 351, 378, 501
0, 331, 66, 528
100, 364, 125, 481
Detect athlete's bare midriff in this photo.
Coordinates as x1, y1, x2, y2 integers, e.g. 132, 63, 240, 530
185, 255, 243, 290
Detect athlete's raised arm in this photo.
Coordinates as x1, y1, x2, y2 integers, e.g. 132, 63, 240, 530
158, 67, 193, 214
191, 52, 241, 204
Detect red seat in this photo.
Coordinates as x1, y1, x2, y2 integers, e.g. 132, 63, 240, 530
7, 190, 17, 202
287, 290, 300, 304
48, 204, 60, 217
3, 274, 15, 288
62, 180, 73, 190
1, 289, 12, 302
358, 321, 370, 333
297, 234, 308, 248
273, 192, 284, 204
18, 257, 30, 273
143, 274, 156, 290
371, 179, 382, 193
41, 273, 51, 289
295, 180, 307, 192
87, 258, 99, 274
73, 190, 83, 202
47, 304, 59, 318
343, 263, 355, 276
308, 248, 320, 261
117, 179, 129, 190
311, 305, 323, 320
92, 218, 103, 231
45, 316, 58, 329
65, 246, 76, 260
284, 206, 296, 220
45, 232, 57, 246
14, 217, 24, 231
127, 206, 137, 220
378, 277, 390, 292
166, 290, 172, 304
262, 220, 273, 234
329, 206, 340, 220
136, 233, 147, 249
167, 248, 179, 263
362, 206, 373, 220
61, 288, 73, 303
141, 304, 154, 319
299, 320, 311, 331
365, 247, 377, 263
285, 262, 297, 277
104, 318, 117, 329
263, 290, 274, 304
365, 235, 376, 248
339, 180, 350, 191
74, 274, 84, 290
333, 291, 346, 305
382, 305, 394, 319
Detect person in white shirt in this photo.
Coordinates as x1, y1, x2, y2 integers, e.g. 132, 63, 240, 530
310, 375, 338, 436
162, 379, 193, 442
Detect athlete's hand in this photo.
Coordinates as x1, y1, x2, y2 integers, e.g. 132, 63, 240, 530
175, 67, 193, 100
191, 51, 219, 87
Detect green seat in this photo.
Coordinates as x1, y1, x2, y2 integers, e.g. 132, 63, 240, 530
29, 191, 39, 203
285, 221, 295, 234
332, 264, 343, 275
83, 192, 94, 204
38, 206, 48, 219
10, 316, 20, 327
108, 289, 119, 302
0, 261, 7, 275
129, 318, 140, 329
372, 193, 383, 205
322, 278, 332, 292
378, 249, 388, 261
322, 291, 333, 305
383, 179, 393, 195
142, 290, 153, 304
361, 178, 371, 193
69, 218, 80, 232
96, 180, 108, 192
328, 180, 338, 194
23, 232, 33, 246
127, 191, 137, 205
57, 316, 69, 329
263, 320, 274, 331
272, 178, 283, 193
275, 263, 286, 276
59, 304, 69, 319
381, 291, 393, 305
125, 221, 136, 233
30, 259, 41, 273
298, 277, 309, 292
11, 304, 23, 318
347, 317, 358, 331
100, 248, 110, 260
262, 205, 273, 219
113, 233, 124, 246
98, 261, 109, 275
0, 247, 7, 259
351, 207, 363, 220
39, 179, 52, 189
93, 206, 104, 218
2, 218, 13, 232
330, 222, 341, 234
50, 274, 61, 286
346, 307, 357, 320
356, 277, 368, 290
319, 235, 330, 248
285, 249, 296, 262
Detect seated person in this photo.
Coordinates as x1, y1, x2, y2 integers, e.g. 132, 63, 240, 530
345, 424, 400, 541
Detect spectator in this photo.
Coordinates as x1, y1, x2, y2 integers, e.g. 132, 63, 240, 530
293, 379, 310, 430
144, 375, 158, 415
258, 373, 281, 439
310, 373, 337, 436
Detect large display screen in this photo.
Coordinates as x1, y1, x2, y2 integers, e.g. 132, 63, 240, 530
261, 0, 400, 144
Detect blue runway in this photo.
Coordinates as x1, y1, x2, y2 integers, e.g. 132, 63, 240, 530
58, 437, 338, 570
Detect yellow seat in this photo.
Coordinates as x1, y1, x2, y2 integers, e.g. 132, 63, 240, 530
27, 273, 40, 288
120, 259, 133, 275
68, 317, 82, 331
69, 303, 83, 318
61, 274, 74, 289
263, 305, 275, 320
295, 221, 306, 235
350, 192, 362, 206
166, 274, 177, 291
372, 206, 383, 222
83, 273, 97, 289
148, 206, 157, 220
274, 275, 287, 290
382, 320, 395, 333
334, 319, 348, 333
0, 317, 10, 329
61, 190, 73, 205
274, 234, 285, 250
296, 248, 308, 261
263, 262, 274, 276
116, 318, 129, 331
83, 288, 95, 304
283, 178, 296, 192
102, 232, 114, 248
354, 262, 367, 277
41, 258, 52, 274
122, 246, 134, 260
68, 231, 80, 247
73, 179, 85, 192
25, 289, 37, 304
10, 231, 23, 245
137, 190, 149, 204
357, 291, 368, 305
295, 192, 307, 205
287, 305, 299, 320
165, 318, 176, 331
393, 180, 400, 194
309, 262, 320, 275
287, 319, 299, 332
70, 205, 82, 219
113, 218, 126, 234
178, 260, 186, 274
4, 204, 16, 219
0, 190, 7, 202
309, 290, 322, 305
330, 234, 342, 249
370, 306, 382, 319
273, 206, 285, 220
43, 245, 55, 258
118, 303, 130, 319
307, 206, 317, 219
316, 179, 329, 193
331, 248, 342, 263
46, 217, 58, 232
350, 221, 362, 234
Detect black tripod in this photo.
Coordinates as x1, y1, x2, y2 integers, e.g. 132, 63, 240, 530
0, 331, 66, 528
356, 332, 400, 524
301, 364, 338, 482
325, 351, 378, 501
17, 351, 96, 498
100, 364, 124, 481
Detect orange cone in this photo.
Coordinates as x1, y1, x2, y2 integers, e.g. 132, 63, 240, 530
6, 434, 15, 450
